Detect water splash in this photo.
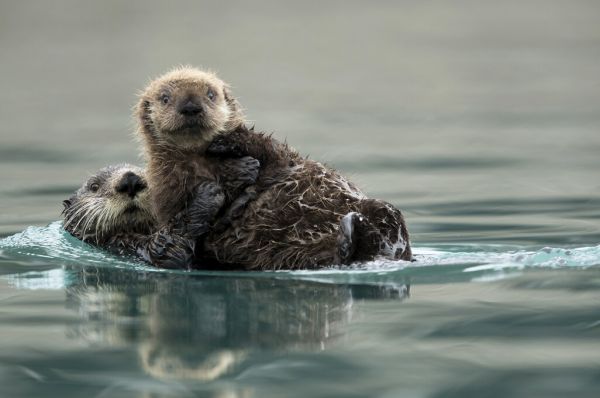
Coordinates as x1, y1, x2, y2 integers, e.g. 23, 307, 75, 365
0, 221, 153, 272
0, 222, 599, 286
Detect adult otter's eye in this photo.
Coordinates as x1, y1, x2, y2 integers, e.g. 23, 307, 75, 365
90, 183, 100, 192
161, 94, 170, 105
207, 89, 216, 101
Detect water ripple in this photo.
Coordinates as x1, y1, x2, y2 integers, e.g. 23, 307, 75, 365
0, 223, 598, 286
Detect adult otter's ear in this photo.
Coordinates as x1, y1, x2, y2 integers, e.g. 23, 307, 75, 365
223, 85, 244, 132
61, 199, 72, 216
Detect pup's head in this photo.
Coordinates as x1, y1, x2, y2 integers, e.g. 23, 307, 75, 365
62, 164, 154, 244
136, 66, 244, 150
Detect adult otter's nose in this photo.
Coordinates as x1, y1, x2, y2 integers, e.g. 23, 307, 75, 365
179, 100, 202, 116
116, 172, 147, 198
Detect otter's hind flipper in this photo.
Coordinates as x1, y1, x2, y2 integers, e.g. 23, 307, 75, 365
335, 212, 381, 265
358, 199, 412, 261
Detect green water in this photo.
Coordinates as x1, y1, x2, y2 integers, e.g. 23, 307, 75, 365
1, 1, 600, 397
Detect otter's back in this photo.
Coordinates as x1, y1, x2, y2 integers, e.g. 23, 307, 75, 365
206, 159, 366, 269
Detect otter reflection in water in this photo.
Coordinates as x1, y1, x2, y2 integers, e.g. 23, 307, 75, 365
64, 266, 409, 381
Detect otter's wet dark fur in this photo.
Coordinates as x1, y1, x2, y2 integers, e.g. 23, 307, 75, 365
205, 126, 412, 270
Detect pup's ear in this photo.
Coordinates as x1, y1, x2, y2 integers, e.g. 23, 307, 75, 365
223, 85, 244, 131
136, 98, 155, 137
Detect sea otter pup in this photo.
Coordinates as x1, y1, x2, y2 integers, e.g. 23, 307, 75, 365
136, 66, 412, 270
61, 161, 257, 269
136, 67, 255, 226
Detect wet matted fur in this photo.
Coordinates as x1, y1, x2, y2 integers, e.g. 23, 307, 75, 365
205, 127, 413, 270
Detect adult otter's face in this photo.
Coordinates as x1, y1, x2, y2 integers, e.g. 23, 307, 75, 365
62, 164, 154, 244
136, 67, 243, 149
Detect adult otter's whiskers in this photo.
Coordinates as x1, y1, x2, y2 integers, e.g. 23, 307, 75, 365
62, 164, 202, 269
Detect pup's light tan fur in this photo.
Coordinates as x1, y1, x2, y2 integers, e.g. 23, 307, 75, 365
135, 66, 246, 225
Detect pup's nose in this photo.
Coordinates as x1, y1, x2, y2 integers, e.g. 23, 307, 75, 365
179, 100, 202, 116
116, 172, 147, 198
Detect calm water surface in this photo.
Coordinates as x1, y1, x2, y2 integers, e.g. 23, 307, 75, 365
1, 1, 599, 397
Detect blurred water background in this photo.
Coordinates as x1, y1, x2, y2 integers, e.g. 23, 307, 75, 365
0, 1, 599, 397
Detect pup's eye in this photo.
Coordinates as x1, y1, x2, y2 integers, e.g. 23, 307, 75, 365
161, 94, 170, 104
207, 89, 216, 101
90, 183, 100, 192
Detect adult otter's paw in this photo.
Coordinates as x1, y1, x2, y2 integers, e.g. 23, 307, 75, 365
137, 228, 196, 269
105, 231, 194, 269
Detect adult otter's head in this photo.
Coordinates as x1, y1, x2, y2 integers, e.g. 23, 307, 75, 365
62, 164, 154, 244
136, 66, 244, 151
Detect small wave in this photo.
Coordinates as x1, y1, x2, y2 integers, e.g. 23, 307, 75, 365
415, 244, 600, 269
0, 222, 598, 282
0, 221, 153, 272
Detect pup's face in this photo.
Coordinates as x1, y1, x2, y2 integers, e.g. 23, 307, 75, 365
62, 164, 154, 244
137, 67, 243, 149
